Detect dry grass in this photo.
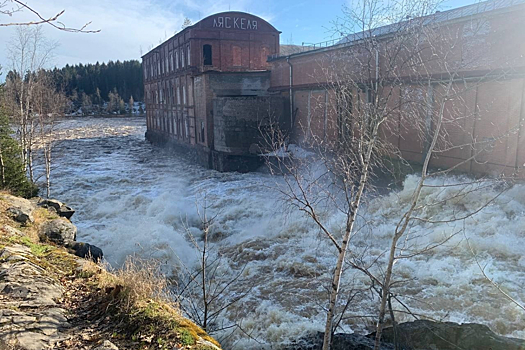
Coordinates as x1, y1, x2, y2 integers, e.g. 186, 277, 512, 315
90, 256, 177, 313
80, 256, 221, 349
0, 192, 221, 350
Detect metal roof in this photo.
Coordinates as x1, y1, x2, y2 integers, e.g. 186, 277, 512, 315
338, 0, 525, 44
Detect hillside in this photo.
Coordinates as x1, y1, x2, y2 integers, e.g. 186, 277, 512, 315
0, 193, 220, 350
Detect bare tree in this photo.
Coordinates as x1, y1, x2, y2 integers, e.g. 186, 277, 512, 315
3, 26, 69, 196
175, 195, 251, 344
262, 0, 517, 348
4, 25, 57, 182
0, 0, 99, 33
32, 71, 67, 198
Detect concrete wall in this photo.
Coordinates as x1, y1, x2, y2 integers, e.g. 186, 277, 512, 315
213, 96, 288, 155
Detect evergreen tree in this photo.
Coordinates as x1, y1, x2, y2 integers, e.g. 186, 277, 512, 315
0, 110, 38, 198
32, 60, 144, 112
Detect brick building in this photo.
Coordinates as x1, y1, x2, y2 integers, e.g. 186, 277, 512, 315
142, 12, 287, 171
144, 1, 525, 176
268, 0, 525, 176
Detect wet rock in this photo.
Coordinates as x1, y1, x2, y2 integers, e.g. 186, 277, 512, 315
39, 219, 77, 245
94, 340, 119, 350
66, 241, 103, 262
378, 320, 525, 350
7, 207, 34, 225
282, 331, 395, 350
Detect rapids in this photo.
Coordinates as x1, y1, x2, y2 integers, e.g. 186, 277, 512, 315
46, 117, 524, 349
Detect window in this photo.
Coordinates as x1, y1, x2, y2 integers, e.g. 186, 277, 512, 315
185, 119, 189, 139
203, 44, 212, 66
187, 46, 191, 66
176, 87, 180, 105
232, 45, 241, 66
187, 81, 193, 106
182, 85, 186, 105
200, 121, 205, 143
261, 46, 270, 66
176, 50, 179, 69
181, 49, 185, 67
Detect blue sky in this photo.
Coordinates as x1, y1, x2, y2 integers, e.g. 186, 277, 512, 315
0, 0, 481, 71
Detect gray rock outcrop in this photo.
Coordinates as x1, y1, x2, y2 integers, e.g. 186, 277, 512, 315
39, 219, 77, 245
38, 198, 76, 220
2, 195, 35, 226
6, 207, 34, 225
378, 320, 525, 350
0, 245, 70, 349
282, 331, 395, 350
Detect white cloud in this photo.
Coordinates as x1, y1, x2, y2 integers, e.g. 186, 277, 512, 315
0, 0, 275, 72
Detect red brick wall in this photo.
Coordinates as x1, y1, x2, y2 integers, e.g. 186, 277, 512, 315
269, 5, 525, 176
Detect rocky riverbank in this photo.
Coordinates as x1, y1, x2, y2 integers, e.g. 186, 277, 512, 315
0, 193, 221, 350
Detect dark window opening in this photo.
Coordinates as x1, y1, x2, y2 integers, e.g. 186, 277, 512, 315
203, 45, 212, 66
200, 121, 205, 143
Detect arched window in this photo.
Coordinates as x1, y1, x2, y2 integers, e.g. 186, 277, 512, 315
203, 44, 212, 66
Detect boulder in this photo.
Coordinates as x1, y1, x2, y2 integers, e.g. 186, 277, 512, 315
57, 205, 75, 220
7, 207, 34, 225
283, 331, 395, 350
39, 219, 77, 245
38, 199, 76, 220
378, 320, 524, 350
38, 199, 63, 211
66, 242, 103, 262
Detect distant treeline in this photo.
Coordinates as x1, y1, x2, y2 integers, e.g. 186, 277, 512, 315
45, 60, 143, 104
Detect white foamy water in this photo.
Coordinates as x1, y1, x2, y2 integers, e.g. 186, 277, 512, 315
47, 117, 525, 349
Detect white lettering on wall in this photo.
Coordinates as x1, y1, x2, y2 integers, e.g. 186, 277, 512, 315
213, 16, 260, 30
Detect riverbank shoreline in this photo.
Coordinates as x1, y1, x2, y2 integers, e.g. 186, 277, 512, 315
0, 192, 221, 350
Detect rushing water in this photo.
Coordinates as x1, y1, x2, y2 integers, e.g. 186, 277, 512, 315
48, 117, 525, 349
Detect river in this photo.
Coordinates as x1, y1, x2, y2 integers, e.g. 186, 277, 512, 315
46, 116, 525, 349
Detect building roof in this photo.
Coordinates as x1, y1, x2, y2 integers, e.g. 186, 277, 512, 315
338, 0, 525, 44
269, 0, 525, 60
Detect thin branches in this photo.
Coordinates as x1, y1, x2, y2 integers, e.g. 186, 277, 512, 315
0, 0, 100, 33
